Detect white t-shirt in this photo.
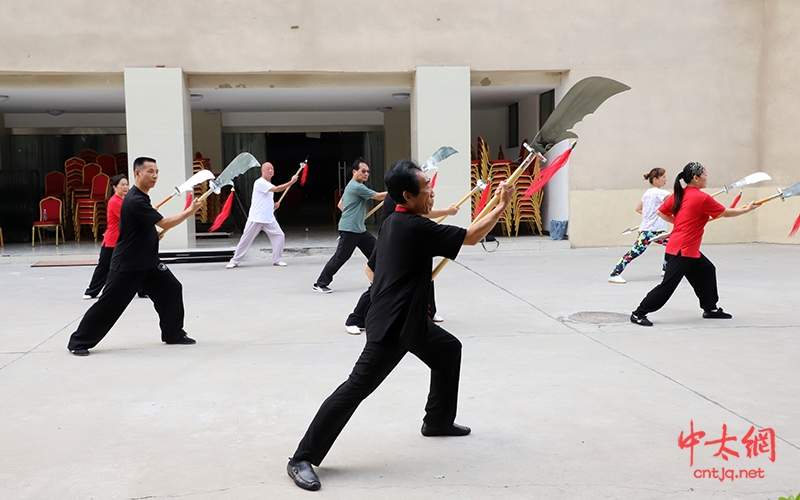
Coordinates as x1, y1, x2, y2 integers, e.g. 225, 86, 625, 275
248, 177, 276, 224
640, 187, 671, 232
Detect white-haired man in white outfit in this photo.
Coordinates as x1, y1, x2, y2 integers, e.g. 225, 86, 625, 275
227, 162, 297, 269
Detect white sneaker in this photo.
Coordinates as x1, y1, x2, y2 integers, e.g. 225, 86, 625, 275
226, 262, 238, 269
432, 314, 444, 322
608, 275, 626, 284
660, 270, 666, 277
82, 294, 93, 300
345, 324, 362, 335
273, 261, 288, 267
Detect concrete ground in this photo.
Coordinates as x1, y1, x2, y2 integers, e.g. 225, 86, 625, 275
0, 234, 798, 499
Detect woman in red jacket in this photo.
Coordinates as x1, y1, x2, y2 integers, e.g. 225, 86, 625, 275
630, 162, 758, 326
83, 174, 128, 299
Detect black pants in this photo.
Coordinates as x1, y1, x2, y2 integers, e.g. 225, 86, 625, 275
315, 231, 376, 287
346, 282, 438, 328
84, 246, 114, 297
292, 322, 462, 466
345, 286, 373, 328
634, 251, 719, 316
68, 263, 187, 351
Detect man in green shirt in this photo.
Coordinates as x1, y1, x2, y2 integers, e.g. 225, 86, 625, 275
313, 158, 386, 293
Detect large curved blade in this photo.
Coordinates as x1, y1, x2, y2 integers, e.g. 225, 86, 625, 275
781, 181, 800, 199
210, 152, 261, 193
420, 146, 458, 172
534, 77, 630, 149
725, 172, 771, 192
174, 169, 215, 195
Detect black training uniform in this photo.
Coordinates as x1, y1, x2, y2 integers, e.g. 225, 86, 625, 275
67, 185, 188, 351
345, 195, 438, 328
293, 209, 467, 466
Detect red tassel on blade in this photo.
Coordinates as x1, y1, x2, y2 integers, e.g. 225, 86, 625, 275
473, 181, 492, 219
789, 213, 800, 237
430, 171, 438, 189
184, 192, 193, 210
209, 189, 234, 232
729, 192, 742, 208
522, 144, 575, 199
300, 162, 309, 186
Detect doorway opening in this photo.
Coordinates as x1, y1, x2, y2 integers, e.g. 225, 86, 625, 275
221, 131, 385, 231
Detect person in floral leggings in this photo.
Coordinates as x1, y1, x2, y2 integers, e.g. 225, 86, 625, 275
609, 168, 669, 284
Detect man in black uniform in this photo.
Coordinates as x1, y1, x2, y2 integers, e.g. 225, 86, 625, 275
67, 157, 203, 356
344, 191, 458, 333
287, 159, 512, 491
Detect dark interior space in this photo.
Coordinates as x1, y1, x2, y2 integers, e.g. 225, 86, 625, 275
224, 131, 376, 232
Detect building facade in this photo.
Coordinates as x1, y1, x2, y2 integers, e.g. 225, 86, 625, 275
1, 0, 798, 248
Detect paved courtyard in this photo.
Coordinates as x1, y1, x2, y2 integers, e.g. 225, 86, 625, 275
1, 236, 798, 499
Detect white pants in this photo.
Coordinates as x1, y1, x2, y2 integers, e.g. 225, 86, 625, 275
230, 220, 285, 265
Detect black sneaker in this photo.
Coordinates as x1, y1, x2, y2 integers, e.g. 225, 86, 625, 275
703, 308, 732, 319
165, 335, 196, 345
630, 312, 653, 327
70, 348, 90, 356
312, 284, 332, 294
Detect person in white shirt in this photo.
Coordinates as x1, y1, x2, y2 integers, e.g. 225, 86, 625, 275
227, 162, 297, 268
608, 168, 670, 284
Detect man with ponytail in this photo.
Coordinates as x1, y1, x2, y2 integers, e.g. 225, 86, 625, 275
630, 162, 758, 326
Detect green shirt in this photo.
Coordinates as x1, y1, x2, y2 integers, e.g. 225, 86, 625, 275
339, 179, 377, 233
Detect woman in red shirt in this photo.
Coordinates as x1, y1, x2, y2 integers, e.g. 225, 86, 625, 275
83, 174, 128, 299
630, 162, 758, 326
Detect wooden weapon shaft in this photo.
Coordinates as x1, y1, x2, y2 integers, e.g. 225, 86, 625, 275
364, 201, 384, 220
276, 165, 305, 205
431, 154, 535, 280
434, 184, 483, 224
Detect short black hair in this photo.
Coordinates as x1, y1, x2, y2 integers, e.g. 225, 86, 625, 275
133, 157, 157, 172
110, 174, 127, 187
385, 159, 421, 204
351, 157, 367, 173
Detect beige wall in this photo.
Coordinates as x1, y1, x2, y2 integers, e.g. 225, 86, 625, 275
759, 0, 800, 187
383, 110, 411, 167
191, 111, 223, 174
471, 108, 507, 158
2, 1, 798, 245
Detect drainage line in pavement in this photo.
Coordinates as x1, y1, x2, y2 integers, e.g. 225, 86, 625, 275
0, 316, 82, 372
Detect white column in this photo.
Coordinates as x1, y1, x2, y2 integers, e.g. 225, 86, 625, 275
124, 67, 194, 249
542, 74, 571, 233
411, 66, 471, 227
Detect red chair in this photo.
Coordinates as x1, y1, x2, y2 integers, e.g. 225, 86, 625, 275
74, 174, 110, 243
32, 196, 64, 246
96, 154, 117, 176
44, 171, 66, 201
79, 149, 98, 164
72, 163, 102, 209
115, 153, 128, 176
65, 156, 85, 171
65, 158, 85, 211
